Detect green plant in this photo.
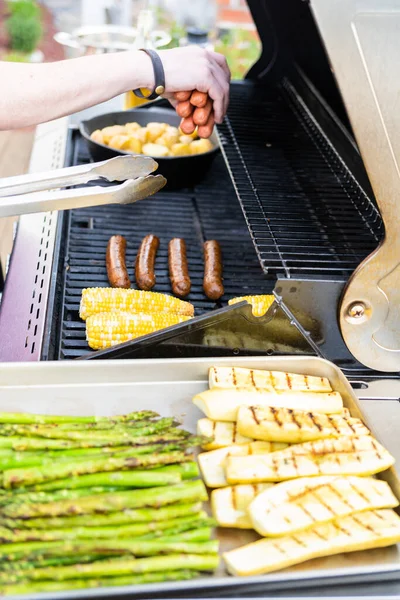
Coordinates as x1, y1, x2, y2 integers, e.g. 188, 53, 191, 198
3, 51, 29, 62
7, 0, 40, 19
6, 6, 42, 54
215, 29, 260, 80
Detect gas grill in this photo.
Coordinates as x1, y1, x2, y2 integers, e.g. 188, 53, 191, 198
1, 0, 400, 387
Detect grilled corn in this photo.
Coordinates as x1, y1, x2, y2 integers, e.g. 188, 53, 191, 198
209, 367, 332, 392
198, 442, 286, 488
249, 475, 398, 536
86, 311, 191, 350
223, 509, 400, 576
226, 436, 395, 483
237, 405, 370, 443
228, 295, 275, 317
80, 287, 195, 320
193, 388, 343, 422
197, 418, 254, 450
212, 484, 273, 529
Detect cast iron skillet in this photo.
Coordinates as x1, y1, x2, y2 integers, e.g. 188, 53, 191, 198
80, 105, 219, 189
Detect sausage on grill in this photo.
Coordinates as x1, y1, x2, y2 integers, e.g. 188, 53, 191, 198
180, 116, 196, 135
174, 91, 192, 102
176, 100, 194, 119
198, 112, 215, 139
190, 91, 208, 108
203, 240, 224, 300
106, 235, 131, 289
135, 234, 160, 291
168, 238, 191, 298
193, 98, 213, 127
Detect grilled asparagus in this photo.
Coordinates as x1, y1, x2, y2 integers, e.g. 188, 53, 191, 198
209, 367, 332, 393
193, 389, 343, 422
223, 509, 400, 576
248, 475, 398, 536
226, 436, 395, 483
198, 442, 286, 488
211, 484, 273, 529
237, 405, 370, 443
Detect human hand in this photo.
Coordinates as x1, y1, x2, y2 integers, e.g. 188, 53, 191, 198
157, 46, 230, 126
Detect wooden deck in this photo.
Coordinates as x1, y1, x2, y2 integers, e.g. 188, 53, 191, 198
0, 128, 35, 275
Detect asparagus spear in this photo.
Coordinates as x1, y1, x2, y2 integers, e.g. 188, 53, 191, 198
0, 411, 158, 425
0, 487, 120, 508
20, 553, 219, 581
0, 570, 199, 595
2, 480, 207, 517
4, 501, 203, 529
3, 449, 193, 488
10, 424, 188, 442
0, 514, 210, 543
33, 462, 199, 492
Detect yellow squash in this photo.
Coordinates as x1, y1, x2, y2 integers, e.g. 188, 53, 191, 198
226, 435, 395, 484
193, 388, 343, 422
197, 418, 254, 450
209, 366, 332, 392
249, 475, 398, 536
212, 484, 273, 529
236, 405, 370, 443
198, 441, 286, 488
223, 509, 400, 576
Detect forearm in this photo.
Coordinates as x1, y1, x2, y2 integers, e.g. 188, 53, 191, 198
0, 51, 152, 130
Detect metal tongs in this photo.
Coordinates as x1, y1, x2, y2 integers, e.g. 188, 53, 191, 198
0, 156, 167, 218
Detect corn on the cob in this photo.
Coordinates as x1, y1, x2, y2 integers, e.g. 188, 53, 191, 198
193, 388, 343, 422
223, 509, 400, 576
198, 441, 286, 488
237, 405, 370, 443
80, 287, 195, 320
197, 418, 254, 450
209, 367, 332, 393
225, 436, 395, 484
212, 484, 273, 529
86, 311, 191, 350
228, 295, 275, 317
248, 475, 398, 537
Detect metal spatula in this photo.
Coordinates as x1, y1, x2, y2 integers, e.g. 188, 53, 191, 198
0, 156, 166, 217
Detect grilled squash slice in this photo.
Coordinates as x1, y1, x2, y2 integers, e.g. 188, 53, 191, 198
212, 484, 273, 528
193, 388, 343, 422
198, 441, 286, 488
226, 436, 395, 483
197, 418, 254, 450
209, 367, 332, 393
237, 405, 370, 443
249, 475, 398, 536
223, 509, 400, 576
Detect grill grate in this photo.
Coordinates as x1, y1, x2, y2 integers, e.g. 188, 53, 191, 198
56, 134, 274, 359
218, 81, 384, 278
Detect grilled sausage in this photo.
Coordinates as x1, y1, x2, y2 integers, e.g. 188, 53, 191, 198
193, 98, 213, 127
198, 111, 215, 139
176, 100, 194, 119
180, 116, 196, 135
168, 238, 191, 298
190, 90, 208, 108
135, 234, 160, 291
203, 240, 224, 300
106, 235, 130, 289
174, 91, 192, 102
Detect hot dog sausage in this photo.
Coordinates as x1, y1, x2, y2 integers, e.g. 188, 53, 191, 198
190, 91, 208, 108
135, 234, 160, 291
176, 100, 194, 119
168, 238, 191, 298
106, 235, 130, 289
203, 240, 224, 300
193, 98, 213, 127
174, 91, 192, 102
198, 111, 215, 139
180, 116, 196, 135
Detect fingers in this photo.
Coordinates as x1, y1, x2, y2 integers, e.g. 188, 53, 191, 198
198, 112, 215, 139
208, 50, 231, 81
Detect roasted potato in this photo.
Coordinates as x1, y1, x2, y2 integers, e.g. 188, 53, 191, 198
190, 139, 214, 155
90, 129, 104, 144
125, 122, 140, 134
171, 143, 191, 156
108, 135, 131, 151
142, 143, 170, 158
101, 125, 126, 143
147, 122, 167, 143
128, 138, 142, 154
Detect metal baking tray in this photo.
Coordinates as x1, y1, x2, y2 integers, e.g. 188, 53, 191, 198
0, 355, 399, 600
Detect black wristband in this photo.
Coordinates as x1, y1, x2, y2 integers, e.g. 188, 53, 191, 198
133, 49, 166, 100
